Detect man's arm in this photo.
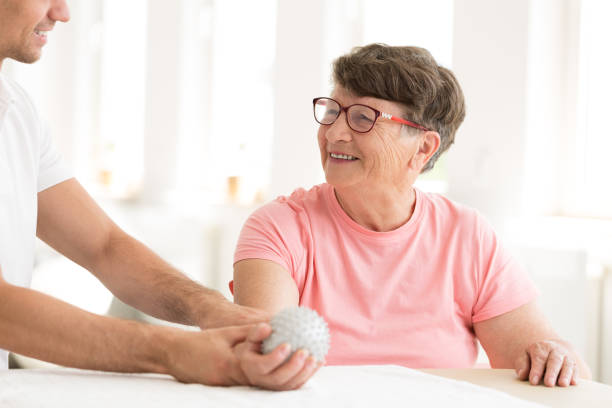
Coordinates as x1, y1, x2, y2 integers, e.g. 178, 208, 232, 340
36, 178, 268, 329
0, 270, 167, 375
0, 268, 313, 389
233, 259, 299, 314
474, 301, 591, 387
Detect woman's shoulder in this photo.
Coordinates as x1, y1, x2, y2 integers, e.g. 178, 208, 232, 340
248, 183, 329, 224
266, 183, 329, 212
418, 190, 486, 228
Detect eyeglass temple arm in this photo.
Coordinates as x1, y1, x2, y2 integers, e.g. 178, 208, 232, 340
380, 112, 430, 132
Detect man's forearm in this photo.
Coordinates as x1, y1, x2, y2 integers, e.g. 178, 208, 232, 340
0, 280, 172, 373
36, 180, 265, 330
90, 229, 217, 328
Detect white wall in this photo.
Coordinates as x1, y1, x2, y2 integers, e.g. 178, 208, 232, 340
269, 0, 328, 198
448, 0, 531, 229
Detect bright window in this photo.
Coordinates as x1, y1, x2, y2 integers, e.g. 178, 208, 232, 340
571, 0, 612, 218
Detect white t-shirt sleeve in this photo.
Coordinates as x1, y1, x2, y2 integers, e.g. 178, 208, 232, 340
37, 120, 72, 192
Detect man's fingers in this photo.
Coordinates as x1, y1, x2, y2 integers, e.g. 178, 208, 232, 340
218, 325, 254, 346
227, 359, 250, 386
233, 323, 271, 356
514, 352, 530, 381
246, 323, 272, 344
557, 357, 575, 387
543, 349, 565, 387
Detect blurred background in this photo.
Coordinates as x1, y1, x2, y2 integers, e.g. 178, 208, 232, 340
4, 0, 612, 383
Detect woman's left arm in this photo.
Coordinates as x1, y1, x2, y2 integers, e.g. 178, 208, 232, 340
473, 301, 591, 387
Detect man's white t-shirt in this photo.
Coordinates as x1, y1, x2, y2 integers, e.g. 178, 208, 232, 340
0, 73, 72, 369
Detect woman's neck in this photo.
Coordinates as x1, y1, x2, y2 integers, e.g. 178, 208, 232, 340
333, 183, 417, 232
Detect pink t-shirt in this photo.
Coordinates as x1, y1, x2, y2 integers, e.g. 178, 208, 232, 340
234, 183, 538, 368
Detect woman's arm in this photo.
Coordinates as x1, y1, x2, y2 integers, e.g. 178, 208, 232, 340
233, 259, 323, 386
233, 259, 299, 314
474, 301, 591, 387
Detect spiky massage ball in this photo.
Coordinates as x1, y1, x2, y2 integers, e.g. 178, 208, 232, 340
262, 306, 330, 362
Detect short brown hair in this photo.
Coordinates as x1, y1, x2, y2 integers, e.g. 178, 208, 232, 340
332, 43, 465, 172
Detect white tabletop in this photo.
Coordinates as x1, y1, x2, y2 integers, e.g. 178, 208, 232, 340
0, 365, 556, 408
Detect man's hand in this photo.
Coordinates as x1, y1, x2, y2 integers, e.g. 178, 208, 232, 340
233, 323, 322, 390
166, 325, 251, 386
199, 296, 272, 329
166, 323, 320, 390
515, 340, 578, 387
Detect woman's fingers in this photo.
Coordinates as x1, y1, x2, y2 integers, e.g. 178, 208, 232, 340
233, 322, 322, 390
266, 349, 312, 388
543, 349, 565, 387
526, 342, 550, 385
557, 356, 575, 387
514, 351, 530, 381
283, 357, 322, 390
519, 340, 578, 387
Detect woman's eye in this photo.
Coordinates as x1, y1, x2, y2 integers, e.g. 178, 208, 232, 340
356, 114, 374, 123
322, 110, 339, 121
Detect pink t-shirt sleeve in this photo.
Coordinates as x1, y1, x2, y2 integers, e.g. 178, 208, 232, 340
233, 199, 306, 280
471, 214, 540, 323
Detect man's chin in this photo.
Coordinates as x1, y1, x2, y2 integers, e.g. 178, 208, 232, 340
8, 49, 43, 65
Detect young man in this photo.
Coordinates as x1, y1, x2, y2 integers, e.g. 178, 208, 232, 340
0, 0, 318, 390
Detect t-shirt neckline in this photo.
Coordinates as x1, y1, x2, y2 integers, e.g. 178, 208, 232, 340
324, 183, 425, 241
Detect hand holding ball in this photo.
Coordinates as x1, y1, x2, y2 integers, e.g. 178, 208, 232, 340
262, 306, 330, 363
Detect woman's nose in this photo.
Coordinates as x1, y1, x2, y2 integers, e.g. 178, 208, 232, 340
325, 113, 353, 143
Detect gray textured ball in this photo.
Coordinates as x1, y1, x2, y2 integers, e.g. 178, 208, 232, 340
262, 306, 330, 362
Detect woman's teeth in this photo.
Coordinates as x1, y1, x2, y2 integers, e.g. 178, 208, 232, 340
330, 153, 357, 160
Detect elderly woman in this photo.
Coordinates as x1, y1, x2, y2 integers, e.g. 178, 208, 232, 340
232, 44, 590, 387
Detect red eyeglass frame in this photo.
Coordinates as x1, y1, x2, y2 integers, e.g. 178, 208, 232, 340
313, 97, 430, 133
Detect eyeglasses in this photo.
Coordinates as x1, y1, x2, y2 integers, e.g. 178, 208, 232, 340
313, 97, 430, 133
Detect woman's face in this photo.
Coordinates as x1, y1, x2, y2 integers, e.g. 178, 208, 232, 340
317, 86, 429, 192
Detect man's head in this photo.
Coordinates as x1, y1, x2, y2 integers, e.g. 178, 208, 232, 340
0, 0, 70, 69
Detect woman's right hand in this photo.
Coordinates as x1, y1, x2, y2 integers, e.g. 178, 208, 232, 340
233, 323, 322, 390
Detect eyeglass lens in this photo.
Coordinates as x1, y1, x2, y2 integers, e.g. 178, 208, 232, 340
314, 98, 378, 133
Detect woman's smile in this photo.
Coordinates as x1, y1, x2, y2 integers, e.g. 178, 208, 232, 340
329, 152, 359, 163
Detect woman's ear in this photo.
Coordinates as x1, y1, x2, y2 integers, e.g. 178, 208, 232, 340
410, 131, 440, 171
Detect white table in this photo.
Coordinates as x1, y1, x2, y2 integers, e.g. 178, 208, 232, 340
1, 366, 610, 407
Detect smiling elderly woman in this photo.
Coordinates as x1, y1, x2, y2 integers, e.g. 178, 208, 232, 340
232, 44, 590, 387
